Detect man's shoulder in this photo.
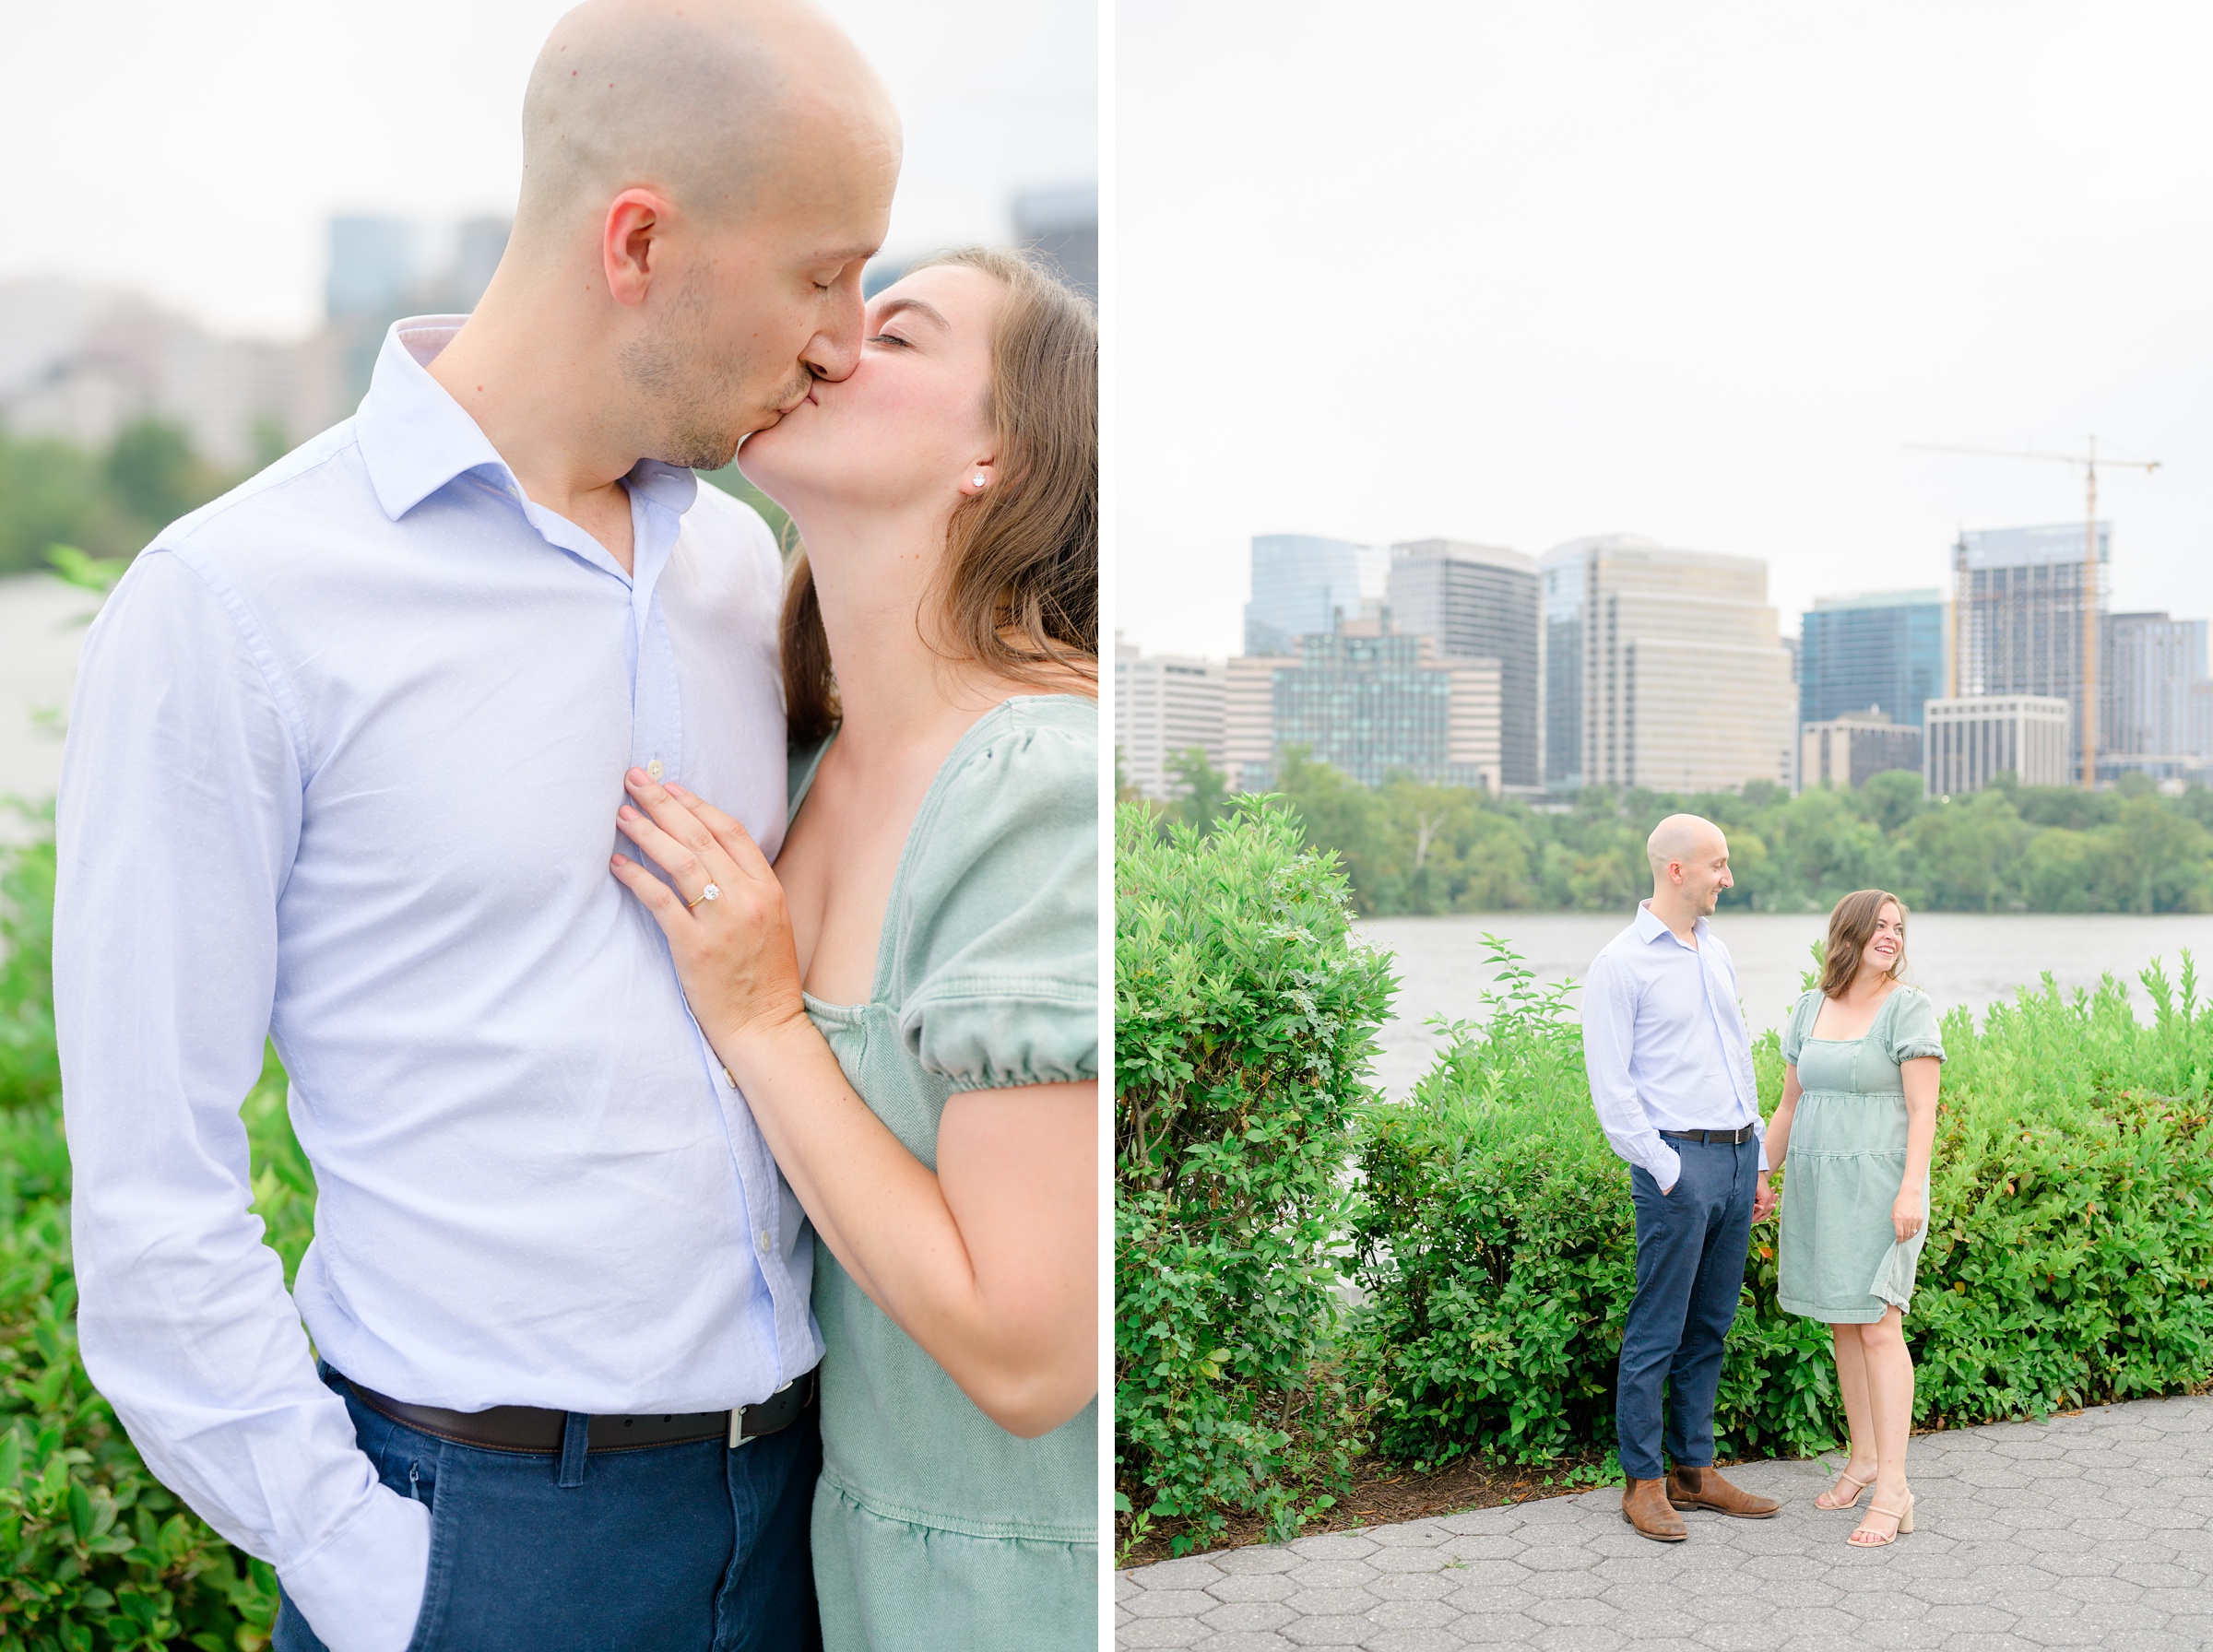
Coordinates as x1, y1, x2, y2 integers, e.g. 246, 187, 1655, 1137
146, 422, 371, 572
1592, 914, 1650, 967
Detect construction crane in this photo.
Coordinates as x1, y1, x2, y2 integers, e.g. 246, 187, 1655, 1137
1909, 438, 2160, 791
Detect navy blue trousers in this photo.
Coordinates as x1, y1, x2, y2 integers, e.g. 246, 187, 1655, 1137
274, 1367, 821, 1652
1615, 1136, 1758, 1482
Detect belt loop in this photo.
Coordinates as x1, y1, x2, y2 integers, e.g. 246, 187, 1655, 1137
557, 1410, 590, 1488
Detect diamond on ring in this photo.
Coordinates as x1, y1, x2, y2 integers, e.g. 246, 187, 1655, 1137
701, 883, 720, 902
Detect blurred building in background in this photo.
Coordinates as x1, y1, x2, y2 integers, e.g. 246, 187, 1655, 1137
2101, 612, 2210, 785
0, 213, 510, 473
1258, 619, 1500, 793
1012, 183, 1097, 301
1953, 522, 2110, 783
1223, 655, 1285, 792
1539, 540, 1588, 790
866, 181, 1097, 302
1385, 539, 1541, 791
1115, 634, 1225, 801
1925, 694, 2072, 794
1576, 536, 1795, 794
1244, 533, 1387, 656
1799, 588, 1949, 732
1800, 708, 1922, 791
325, 213, 512, 407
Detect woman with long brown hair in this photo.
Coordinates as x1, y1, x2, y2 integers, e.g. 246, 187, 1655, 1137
609, 247, 1096, 1647
1767, 889, 1944, 1547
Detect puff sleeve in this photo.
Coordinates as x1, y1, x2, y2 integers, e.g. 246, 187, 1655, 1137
892, 702, 1098, 1093
1780, 989, 1822, 1066
1887, 988, 1946, 1064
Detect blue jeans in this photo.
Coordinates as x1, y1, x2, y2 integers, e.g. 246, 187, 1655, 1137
274, 1366, 821, 1652
1615, 1136, 1757, 1482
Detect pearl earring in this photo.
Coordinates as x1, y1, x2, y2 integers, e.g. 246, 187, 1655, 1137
971, 474, 988, 489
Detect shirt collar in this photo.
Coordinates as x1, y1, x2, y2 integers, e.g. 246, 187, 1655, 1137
352, 316, 700, 525
1635, 901, 1708, 950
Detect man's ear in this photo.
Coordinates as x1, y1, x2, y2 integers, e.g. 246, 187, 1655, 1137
603, 190, 673, 308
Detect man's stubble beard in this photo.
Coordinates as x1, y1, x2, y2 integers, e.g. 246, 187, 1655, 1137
618, 278, 800, 472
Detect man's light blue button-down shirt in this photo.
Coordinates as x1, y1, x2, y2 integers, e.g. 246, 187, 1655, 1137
1580, 901, 1767, 1190
54, 318, 816, 1648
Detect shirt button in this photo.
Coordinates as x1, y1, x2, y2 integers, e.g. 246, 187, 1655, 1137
756, 1230, 775, 1257
645, 759, 664, 781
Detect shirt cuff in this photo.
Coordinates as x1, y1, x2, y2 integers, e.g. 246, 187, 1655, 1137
278, 1485, 432, 1652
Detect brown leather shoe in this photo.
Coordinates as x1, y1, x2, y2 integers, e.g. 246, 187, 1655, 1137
1667, 1464, 1781, 1518
1621, 1477, 1687, 1540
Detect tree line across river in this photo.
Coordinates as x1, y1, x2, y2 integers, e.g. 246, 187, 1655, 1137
1125, 748, 2213, 917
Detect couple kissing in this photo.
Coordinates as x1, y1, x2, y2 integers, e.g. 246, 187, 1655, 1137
53, 2, 1099, 1648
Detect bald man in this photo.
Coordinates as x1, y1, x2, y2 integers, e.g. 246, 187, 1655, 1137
1581, 815, 1782, 1541
55, 4, 898, 1647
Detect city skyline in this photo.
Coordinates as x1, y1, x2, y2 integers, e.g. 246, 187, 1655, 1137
1117, 0, 2213, 661
3, 0, 1095, 340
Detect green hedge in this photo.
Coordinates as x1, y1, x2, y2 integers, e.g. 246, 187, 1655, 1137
0, 823, 303, 1650
1113, 800, 1396, 1554
1354, 942, 2213, 1473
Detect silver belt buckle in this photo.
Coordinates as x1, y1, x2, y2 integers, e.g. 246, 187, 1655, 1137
728, 1376, 795, 1448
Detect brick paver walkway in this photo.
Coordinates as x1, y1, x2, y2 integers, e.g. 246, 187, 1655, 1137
1118, 1395, 2213, 1651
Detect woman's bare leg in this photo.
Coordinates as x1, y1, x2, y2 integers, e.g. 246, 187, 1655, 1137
1818, 1322, 1879, 1505
1852, 1307, 1915, 1534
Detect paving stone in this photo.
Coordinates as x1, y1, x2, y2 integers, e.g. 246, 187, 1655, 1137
1117, 1395, 2213, 1650
1364, 1630, 1472, 1652
1277, 1617, 1374, 1647
1284, 1588, 1379, 1617
1363, 1573, 1460, 1603
1143, 1557, 1232, 1590
1368, 1521, 1454, 1549
1527, 1627, 1629, 1652
1129, 1590, 1224, 1619
1207, 1573, 1297, 1604
1442, 1533, 1529, 1563
1201, 1600, 1298, 1634
1290, 1533, 1381, 1561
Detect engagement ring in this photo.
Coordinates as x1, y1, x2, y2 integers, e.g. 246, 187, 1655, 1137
687, 883, 721, 910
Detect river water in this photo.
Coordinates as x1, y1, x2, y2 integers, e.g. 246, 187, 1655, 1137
0, 573, 87, 835
1355, 909, 2213, 1099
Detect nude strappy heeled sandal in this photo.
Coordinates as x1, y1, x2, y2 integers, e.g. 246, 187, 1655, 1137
1815, 1466, 1875, 1510
1848, 1491, 1914, 1545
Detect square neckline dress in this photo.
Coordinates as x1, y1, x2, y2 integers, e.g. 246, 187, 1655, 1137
786, 693, 1098, 1652
1776, 985, 1947, 1325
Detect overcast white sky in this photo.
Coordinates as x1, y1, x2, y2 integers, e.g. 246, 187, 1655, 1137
1115, 1, 2213, 659
0, 0, 1094, 338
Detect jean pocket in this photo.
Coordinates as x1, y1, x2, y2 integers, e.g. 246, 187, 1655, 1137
400, 1447, 455, 1652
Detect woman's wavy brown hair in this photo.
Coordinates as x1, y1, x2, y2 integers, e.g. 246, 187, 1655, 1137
780, 246, 1098, 746
1819, 888, 1908, 999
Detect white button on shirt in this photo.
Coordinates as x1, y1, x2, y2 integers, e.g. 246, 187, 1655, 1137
1580, 901, 1768, 1190
53, 318, 817, 1650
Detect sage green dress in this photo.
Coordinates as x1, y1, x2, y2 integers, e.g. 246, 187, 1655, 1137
787, 694, 1098, 1652
1776, 986, 1946, 1324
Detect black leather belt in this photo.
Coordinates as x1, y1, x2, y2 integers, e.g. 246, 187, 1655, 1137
341, 1367, 816, 1456
1660, 1125, 1757, 1145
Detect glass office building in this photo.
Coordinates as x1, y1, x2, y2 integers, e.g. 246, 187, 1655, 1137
1244, 535, 1383, 656
1385, 540, 1541, 788
1798, 589, 1949, 732
1954, 522, 2110, 780
1270, 630, 1496, 789
1538, 542, 1588, 788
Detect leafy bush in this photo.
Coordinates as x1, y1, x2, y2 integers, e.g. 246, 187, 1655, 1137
1352, 942, 2213, 1473
0, 822, 310, 1649
1114, 799, 1396, 1553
